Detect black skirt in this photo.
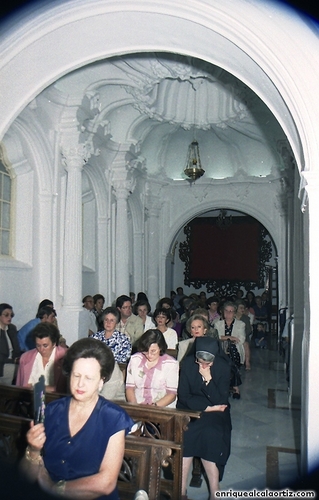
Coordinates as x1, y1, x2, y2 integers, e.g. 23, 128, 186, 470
183, 409, 232, 480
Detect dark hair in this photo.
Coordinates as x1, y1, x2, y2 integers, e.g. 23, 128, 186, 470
100, 306, 120, 323
82, 295, 93, 304
136, 329, 167, 355
115, 295, 132, 308
133, 300, 151, 315
153, 307, 171, 325
186, 314, 210, 335
63, 337, 115, 382
0, 303, 14, 316
182, 298, 197, 312
32, 323, 60, 344
156, 297, 173, 309
235, 299, 246, 308
136, 292, 148, 302
170, 308, 177, 321
246, 291, 256, 302
256, 322, 265, 329
93, 294, 105, 305
36, 306, 56, 319
38, 299, 53, 311
206, 296, 220, 307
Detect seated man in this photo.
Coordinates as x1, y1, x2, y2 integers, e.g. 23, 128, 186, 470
18, 301, 56, 351
116, 295, 144, 347
78, 295, 98, 338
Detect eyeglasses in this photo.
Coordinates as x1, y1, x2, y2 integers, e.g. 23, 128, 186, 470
1, 312, 14, 318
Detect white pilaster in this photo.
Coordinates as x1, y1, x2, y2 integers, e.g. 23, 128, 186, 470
59, 143, 89, 345
112, 162, 136, 297
146, 192, 162, 310
300, 171, 319, 474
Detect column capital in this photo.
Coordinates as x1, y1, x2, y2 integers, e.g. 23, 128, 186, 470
112, 178, 136, 201
111, 157, 138, 200
61, 143, 91, 171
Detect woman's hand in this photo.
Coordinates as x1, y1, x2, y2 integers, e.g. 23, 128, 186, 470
205, 404, 228, 412
26, 421, 46, 451
45, 385, 56, 393
230, 336, 239, 344
198, 364, 212, 383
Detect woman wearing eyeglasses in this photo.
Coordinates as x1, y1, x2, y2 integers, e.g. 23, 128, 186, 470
177, 336, 232, 500
0, 303, 21, 385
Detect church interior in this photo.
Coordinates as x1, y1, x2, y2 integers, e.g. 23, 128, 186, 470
1, 0, 319, 494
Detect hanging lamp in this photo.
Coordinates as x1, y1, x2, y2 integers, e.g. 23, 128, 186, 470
184, 85, 205, 181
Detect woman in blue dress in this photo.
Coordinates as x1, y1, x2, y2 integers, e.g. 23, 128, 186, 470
21, 337, 134, 499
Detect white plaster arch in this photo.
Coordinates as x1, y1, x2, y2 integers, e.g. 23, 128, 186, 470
8, 111, 53, 194
164, 195, 280, 261
84, 161, 109, 219
1, 0, 319, 179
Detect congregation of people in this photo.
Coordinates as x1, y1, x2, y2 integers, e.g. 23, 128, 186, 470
0, 287, 272, 499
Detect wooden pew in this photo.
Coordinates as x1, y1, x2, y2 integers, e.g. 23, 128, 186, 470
119, 435, 182, 500
113, 400, 200, 443
0, 385, 200, 444
0, 411, 180, 499
0, 412, 30, 462
0, 385, 202, 498
0, 384, 33, 418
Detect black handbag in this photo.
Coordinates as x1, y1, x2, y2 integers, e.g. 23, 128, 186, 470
223, 339, 241, 368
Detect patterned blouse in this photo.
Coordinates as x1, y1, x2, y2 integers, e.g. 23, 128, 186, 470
91, 329, 132, 363
224, 319, 235, 336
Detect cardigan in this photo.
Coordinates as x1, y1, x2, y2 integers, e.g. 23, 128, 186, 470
16, 345, 67, 392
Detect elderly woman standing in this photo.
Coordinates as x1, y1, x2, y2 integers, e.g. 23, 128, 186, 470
126, 329, 179, 408
0, 303, 21, 385
21, 338, 133, 499
16, 322, 67, 393
177, 336, 232, 500
214, 301, 245, 399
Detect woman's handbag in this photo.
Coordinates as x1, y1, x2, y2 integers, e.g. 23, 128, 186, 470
222, 339, 241, 368
222, 339, 242, 387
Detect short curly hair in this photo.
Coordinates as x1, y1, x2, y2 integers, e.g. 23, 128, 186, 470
63, 337, 115, 382
32, 323, 60, 344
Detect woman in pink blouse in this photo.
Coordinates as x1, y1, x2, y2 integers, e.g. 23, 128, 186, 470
125, 329, 179, 408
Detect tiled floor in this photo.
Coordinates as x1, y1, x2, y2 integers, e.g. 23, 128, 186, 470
185, 338, 302, 499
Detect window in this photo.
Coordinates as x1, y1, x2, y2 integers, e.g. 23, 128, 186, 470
0, 159, 11, 255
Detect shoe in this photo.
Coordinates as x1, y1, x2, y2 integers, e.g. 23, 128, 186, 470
233, 392, 241, 399
245, 366, 251, 371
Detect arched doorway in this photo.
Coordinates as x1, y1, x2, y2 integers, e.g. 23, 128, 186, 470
0, 0, 318, 474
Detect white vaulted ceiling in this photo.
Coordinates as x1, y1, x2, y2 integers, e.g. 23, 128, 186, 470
46, 52, 290, 182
